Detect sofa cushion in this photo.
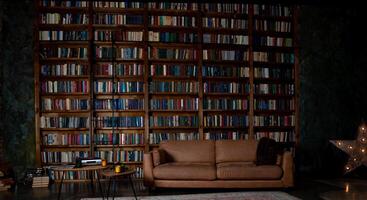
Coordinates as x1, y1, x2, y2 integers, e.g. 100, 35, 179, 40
216, 162, 283, 180
153, 162, 216, 180
160, 140, 215, 163
216, 140, 258, 163
152, 148, 166, 167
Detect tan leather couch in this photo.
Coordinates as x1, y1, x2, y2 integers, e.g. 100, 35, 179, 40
143, 140, 294, 189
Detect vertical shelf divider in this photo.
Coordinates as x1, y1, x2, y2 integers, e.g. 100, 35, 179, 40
248, 3, 255, 140
143, 3, 150, 152
197, 4, 204, 140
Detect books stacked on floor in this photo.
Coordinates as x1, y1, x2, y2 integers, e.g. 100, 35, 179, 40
0, 178, 14, 191
32, 176, 49, 188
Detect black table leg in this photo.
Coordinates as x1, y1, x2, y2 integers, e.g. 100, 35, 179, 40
128, 176, 137, 200
57, 171, 65, 200
96, 171, 104, 200
89, 171, 95, 195
112, 176, 116, 200
106, 176, 112, 199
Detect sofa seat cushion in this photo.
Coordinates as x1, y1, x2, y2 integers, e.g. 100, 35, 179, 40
217, 162, 283, 180
153, 162, 216, 180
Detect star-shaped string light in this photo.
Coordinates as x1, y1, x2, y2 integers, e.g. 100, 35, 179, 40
330, 123, 367, 174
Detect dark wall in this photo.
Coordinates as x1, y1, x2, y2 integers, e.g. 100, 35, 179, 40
0, 0, 35, 177
1, 3, 366, 178
298, 6, 367, 177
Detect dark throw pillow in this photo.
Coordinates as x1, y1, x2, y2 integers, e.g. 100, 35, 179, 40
152, 148, 166, 167
256, 137, 278, 165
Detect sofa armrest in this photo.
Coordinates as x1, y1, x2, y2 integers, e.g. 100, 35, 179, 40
143, 152, 154, 187
281, 151, 294, 187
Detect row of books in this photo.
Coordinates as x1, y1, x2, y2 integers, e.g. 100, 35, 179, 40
255, 131, 295, 142
41, 151, 89, 163
95, 47, 143, 59
254, 68, 293, 79
95, 116, 144, 128
149, 132, 199, 144
41, 47, 87, 59
203, 34, 249, 45
254, 20, 292, 33
149, 16, 195, 27
40, 13, 88, 24
204, 98, 248, 110
94, 14, 143, 25
96, 63, 144, 76
204, 132, 248, 140
254, 5, 291, 17
150, 98, 198, 110
40, 116, 89, 128
95, 30, 143, 41
148, 3, 198, 10
41, 80, 89, 93
149, 32, 197, 43
32, 176, 50, 188
253, 36, 293, 47
94, 2, 144, 9
94, 133, 144, 145
150, 64, 197, 77
254, 99, 294, 111
41, 64, 88, 76
149, 115, 198, 127
94, 99, 144, 110
94, 81, 144, 93
204, 115, 248, 127
203, 66, 249, 77
43, 133, 90, 145
149, 48, 197, 60
50, 166, 143, 180
39, 30, 88, 41
42, 98, 89, 111
40, 0, 88, 7
203, 50, 249, 61
253, 115, 295, 126
253, 52, 294, 63
95, 150, 143, 162
203, 18, 248, 29
254, 83, 294, 95
149, 81, 198, 93
201, 3, 248, 13
203, 82, 249, 94
50, 168, 94, 181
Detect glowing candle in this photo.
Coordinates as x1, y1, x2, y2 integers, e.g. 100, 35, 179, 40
101, 160, 107, 167
115, 165, 121, 173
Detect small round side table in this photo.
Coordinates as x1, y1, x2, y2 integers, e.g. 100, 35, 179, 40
102, 169, 137, 200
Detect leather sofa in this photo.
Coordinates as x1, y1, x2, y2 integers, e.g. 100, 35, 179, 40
143, 140, 294, 189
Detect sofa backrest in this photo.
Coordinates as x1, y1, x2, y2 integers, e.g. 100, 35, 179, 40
160, 140, 215, 163
215, 140, 258, 163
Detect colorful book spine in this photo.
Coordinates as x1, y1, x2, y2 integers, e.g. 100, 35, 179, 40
41, 64, 88, 76
254, 99, 294, 111
149, 132, 199, 144
40, 116, 89, 128
93, 2, 144, 8
40, 13, 88, 24
203, 50, 248, 61
40, 47, 87, 59
150, 64, 197, 77
203, 18, 248, 29
204, 132, 248, 140
253, 115, 295, 126
40, 0, 88, 7
95, 63, 144, 76
254, 84, 294, 95
94, 31, 143, 41
253, 52, 294, 63
43, 132, 90, 145
254, 20, 292, 32
95, 150, 143, 163
39, 31, 88, 41
95, 116, 144, 128
203, 82, 249, 94
255, 131, 295, 142
254, 67, 293, 79
41, 151, 89, 163
203, 66, 249, 77
149, 81, 198, 93
204, 115, 248, 127
41, 80, 89, 93
148, 3, 198, 10
148, 31, 198, 43
149, 115, 198, 127
150, 98, 198, 110
149, 16, 196, 27
94, 99, 144, 110
94, 133, 144, 145
201, 3, 248, 13
204, 98, 248, 110
94, 81, 144, 93
93, 14, 143, 25
149, 48, 197, 60
41, 98, 89, 111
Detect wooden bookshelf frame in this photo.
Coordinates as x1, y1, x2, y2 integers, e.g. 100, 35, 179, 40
34, 1, 299, 181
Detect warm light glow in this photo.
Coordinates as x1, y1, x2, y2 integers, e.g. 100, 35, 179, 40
361, 138, 366, 142
338, 141, 342, 146
361, 148, 366, 153
353, 158, 357, 161
348, 145, 353, 149
361, 127, 365, 131
345, 184, 350, 193
346, 166, 350, 170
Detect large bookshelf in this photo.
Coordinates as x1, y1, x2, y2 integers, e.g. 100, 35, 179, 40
34, 1, 299, 181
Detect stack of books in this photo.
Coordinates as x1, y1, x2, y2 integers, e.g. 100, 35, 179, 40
32, 176, 49, 188
0, 178, 14, 191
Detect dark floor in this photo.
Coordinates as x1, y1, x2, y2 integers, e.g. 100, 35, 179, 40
0, 177, 365, 200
